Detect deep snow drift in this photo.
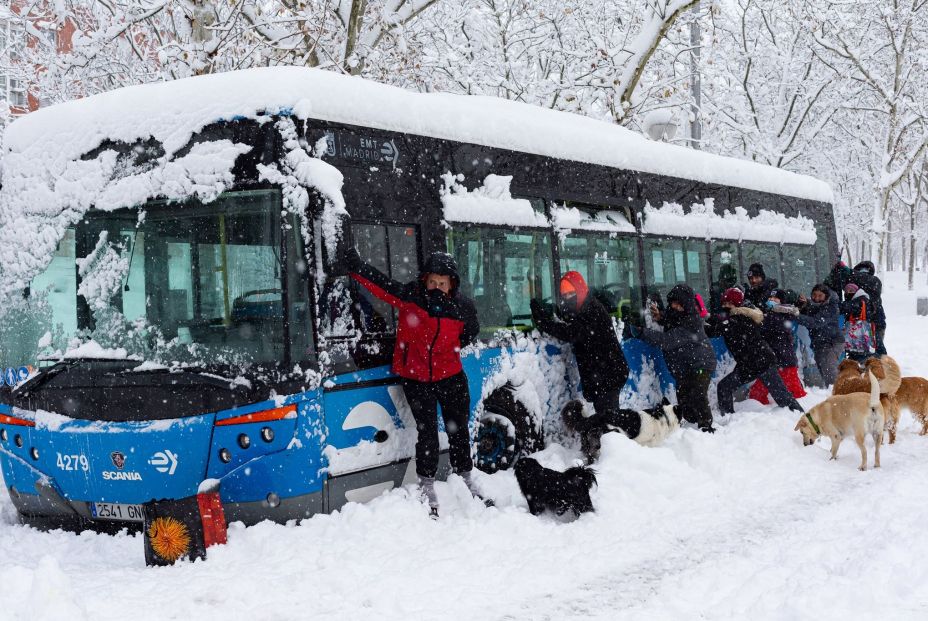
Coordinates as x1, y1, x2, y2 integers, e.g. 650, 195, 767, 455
2, 272, 928, 620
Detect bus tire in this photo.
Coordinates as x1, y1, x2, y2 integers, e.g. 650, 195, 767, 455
474, 388, 542, 474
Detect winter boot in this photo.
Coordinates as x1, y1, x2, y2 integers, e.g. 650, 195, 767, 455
461, 471, 494, 507
418, 476, 439, 519
636, 404, 680, 447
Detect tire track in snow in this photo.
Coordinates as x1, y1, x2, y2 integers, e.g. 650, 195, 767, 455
496, 435, 928, 620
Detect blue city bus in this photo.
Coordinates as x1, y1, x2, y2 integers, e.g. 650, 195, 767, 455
0, 68, 835, 531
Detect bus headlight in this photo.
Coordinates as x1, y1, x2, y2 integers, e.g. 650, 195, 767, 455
260, 427, 274, 443
218, 448, 232, 463
237, 433, 251, 449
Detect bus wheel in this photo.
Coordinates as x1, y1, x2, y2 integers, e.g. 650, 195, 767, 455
474, 387, 543, 474
475, 413, 518, 474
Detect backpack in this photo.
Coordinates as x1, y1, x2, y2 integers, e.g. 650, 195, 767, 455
845, 299, 875, 354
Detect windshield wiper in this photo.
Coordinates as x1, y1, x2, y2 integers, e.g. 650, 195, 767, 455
116, 364, 261, 397
13, 360, 79, 398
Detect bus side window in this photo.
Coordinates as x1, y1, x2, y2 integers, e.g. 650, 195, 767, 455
448, 226, 553, 337
318, 222, 419, 371
644, 237, 709, 304
782, 244, 816, 296
741, 241, 783, 285
345, 222, 421, 335
710, 240, 740, 314
559, 234, 638, 315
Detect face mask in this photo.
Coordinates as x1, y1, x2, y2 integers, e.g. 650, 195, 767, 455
558, 294, 579, 316
426, 288, 446, 313
765, 300, 775, 309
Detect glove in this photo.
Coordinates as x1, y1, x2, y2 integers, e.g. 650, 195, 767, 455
620, 303, 642, 327
344, 247, 362, 273
529, 298, 542, 316
529, 298, 548, 324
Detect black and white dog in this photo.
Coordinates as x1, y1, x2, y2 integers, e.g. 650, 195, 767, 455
561, 399, 680, 462
514, 457, 597, 517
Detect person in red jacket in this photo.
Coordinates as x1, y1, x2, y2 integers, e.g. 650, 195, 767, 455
345, 248, 481, 517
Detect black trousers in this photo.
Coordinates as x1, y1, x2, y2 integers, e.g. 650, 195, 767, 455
676, 369, 714, 432
591, 389, 641, 439
402, 372, 473, 478
717, 366, 803, 414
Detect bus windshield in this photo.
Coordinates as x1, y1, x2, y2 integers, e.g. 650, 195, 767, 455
8, 189, 312, 369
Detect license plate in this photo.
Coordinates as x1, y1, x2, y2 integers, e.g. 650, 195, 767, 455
90, 502, 144, 522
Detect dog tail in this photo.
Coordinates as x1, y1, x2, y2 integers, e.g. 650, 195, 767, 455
868, 370, 881, 410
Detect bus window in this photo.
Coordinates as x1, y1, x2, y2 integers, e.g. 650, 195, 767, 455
347, 222, 420, 334
782, 245, 817, 296
559, 234, 637, 313
287, 215, 313, 363
448, 227, 553, 336
741, 242, 782, 284
815, 228, 832, 280
0, 230, 78, 368
76, 190, 290, 365
709, 240, 740, 314
643, 238, 709, 302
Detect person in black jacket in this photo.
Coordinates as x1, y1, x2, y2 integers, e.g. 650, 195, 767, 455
532, 271, 635, 460
531, 271, 629, 412
636, 284, 717, 433
796, 284, 844, 386
707, 288, 804, 414
850, 261, 886, 355
744, 263, 779, 308
824, 261, 853, 295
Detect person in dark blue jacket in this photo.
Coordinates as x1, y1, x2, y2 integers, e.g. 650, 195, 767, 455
637, 284, 717, 433
796, 284, 844, 385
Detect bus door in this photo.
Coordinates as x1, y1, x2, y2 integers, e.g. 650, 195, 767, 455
320, 221, 423, 511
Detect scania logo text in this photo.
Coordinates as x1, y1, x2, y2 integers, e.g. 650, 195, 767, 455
102, 471, 142, 481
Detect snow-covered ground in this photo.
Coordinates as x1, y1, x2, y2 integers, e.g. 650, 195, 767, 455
2, 272, 928, 620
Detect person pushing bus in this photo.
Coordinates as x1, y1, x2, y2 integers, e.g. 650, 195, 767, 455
345, 248, 483, 518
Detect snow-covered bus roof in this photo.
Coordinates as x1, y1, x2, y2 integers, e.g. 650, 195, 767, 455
3, 66, 833, 205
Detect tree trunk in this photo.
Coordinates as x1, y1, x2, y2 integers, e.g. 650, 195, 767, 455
615, 0, 700, 124
909, 204, 916, 290
344, 0, 369, 75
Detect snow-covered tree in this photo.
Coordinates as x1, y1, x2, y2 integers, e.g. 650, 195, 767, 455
805, 0, 928, 273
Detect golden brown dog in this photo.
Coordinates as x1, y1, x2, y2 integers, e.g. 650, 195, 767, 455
797, 370, 884, 470
833, 359, 866, 395
867, 355, 902, 396
832, 356, 902, 443
894, 377, 928, 435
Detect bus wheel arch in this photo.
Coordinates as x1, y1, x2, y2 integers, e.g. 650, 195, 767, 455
474, 385, 543, 474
